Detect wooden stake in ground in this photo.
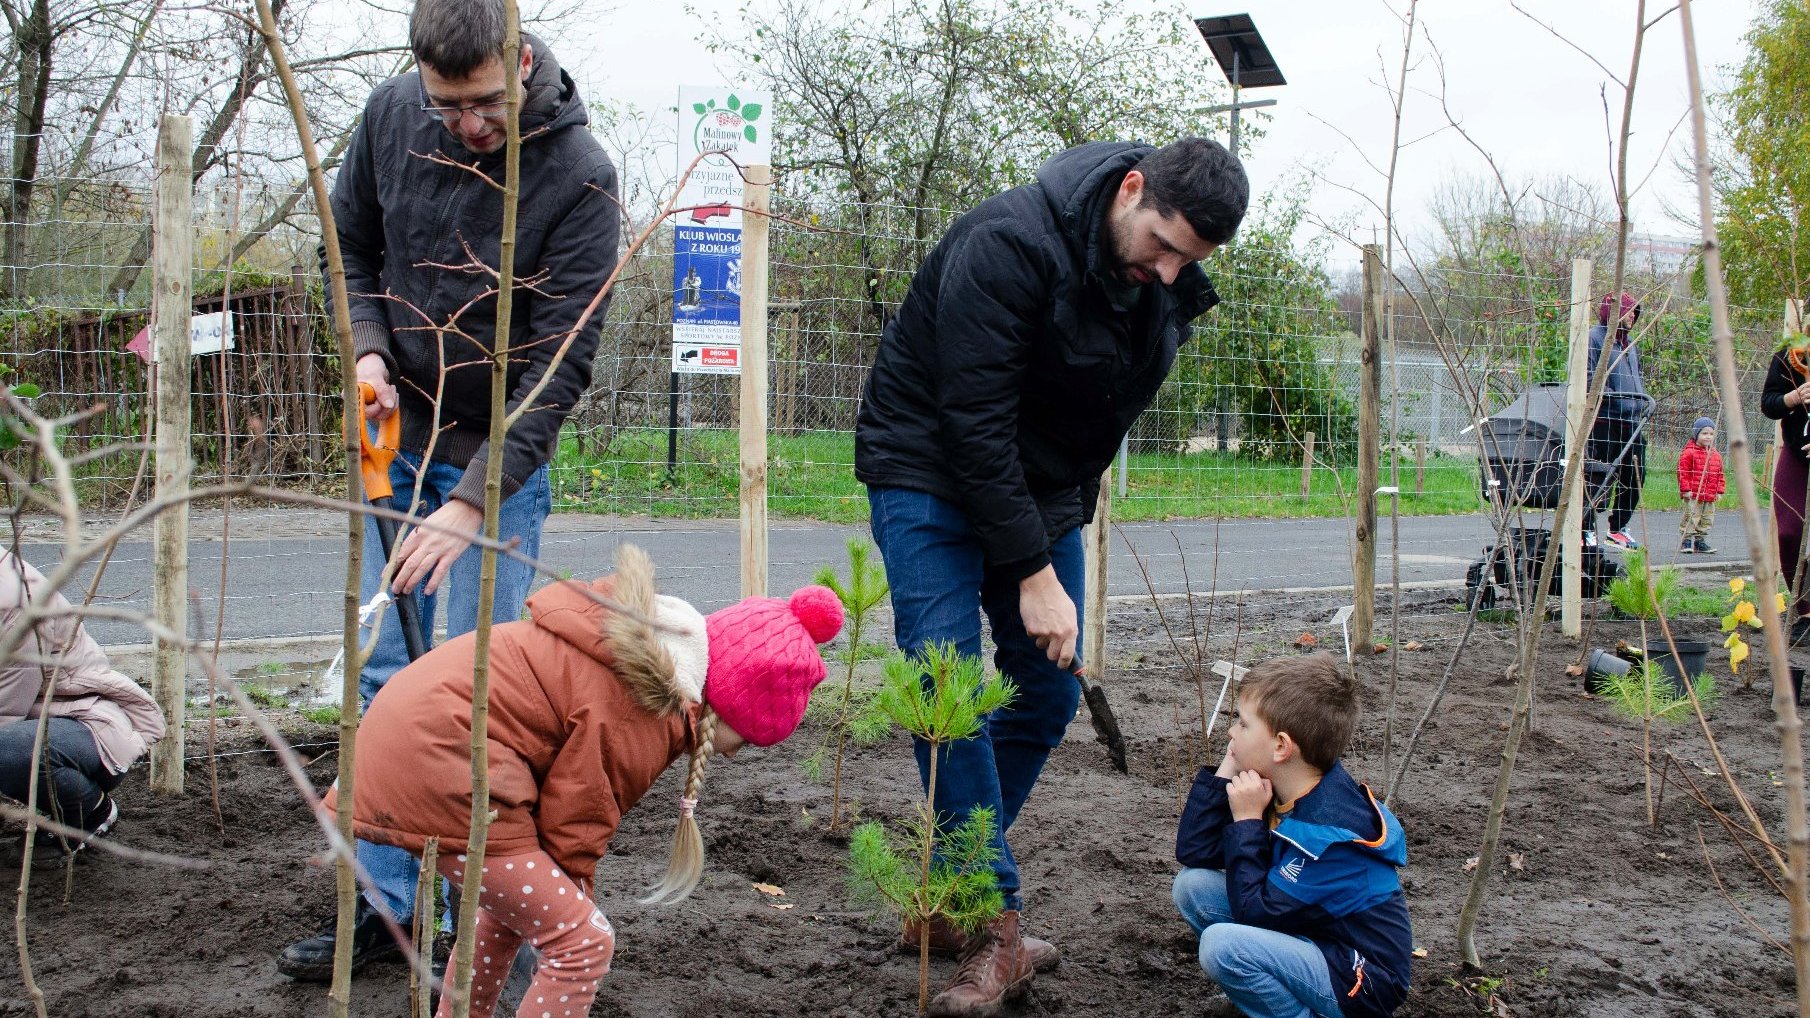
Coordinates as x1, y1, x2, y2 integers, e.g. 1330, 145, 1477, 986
1299, 432, 1315, 498
150, 113, 192, 795
1352, 244, 1383, 651
1562, 258, 1593, 639
740, 164, 772, 599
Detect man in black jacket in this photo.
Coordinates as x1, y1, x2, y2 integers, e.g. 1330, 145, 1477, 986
857, 138, 1246, 1016
277, 0, 619, 981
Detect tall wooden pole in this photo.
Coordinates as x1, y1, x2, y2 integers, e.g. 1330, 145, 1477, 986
1562, 258, 1594, 638
1353, 245, 1382, 651
149, 114, 192, 794
739, 165, 772, 599
1082, 468, 1112, 678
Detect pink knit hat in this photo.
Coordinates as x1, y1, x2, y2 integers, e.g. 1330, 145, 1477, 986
702, 586, 844, 747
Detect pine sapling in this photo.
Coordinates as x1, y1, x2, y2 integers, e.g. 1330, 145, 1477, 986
847, 643, 1014, 1014
811, 538, 891, 831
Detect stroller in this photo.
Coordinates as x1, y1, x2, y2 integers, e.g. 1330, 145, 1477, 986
1463, 382, 1655, 610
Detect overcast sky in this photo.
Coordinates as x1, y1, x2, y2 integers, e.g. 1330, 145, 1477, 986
531, 0, 1760, 263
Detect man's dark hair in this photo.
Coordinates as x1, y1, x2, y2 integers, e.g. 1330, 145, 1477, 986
1132, 138, 1250, 246
410, 0, 506, 78
1238, 651, 1358, 772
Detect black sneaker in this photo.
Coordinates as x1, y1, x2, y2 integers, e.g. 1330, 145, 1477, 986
1694, 538, 1717, 555
1680, 539, 1694, 555
1792, 616, 1810, 650
30, 795, 119, 866
275, 896, 406, 982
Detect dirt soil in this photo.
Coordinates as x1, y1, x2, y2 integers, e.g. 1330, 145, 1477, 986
1, 586, 1800, 1018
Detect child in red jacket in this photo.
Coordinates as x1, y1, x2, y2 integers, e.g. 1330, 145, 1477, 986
1679, 416, 1725, 554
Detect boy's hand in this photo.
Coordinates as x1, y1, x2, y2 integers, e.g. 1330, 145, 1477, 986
1227, 770, 1273, 822
1215, 747, 1241, 780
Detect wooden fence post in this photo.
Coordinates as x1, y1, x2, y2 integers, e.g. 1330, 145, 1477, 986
777, 308, 799, 436
1300, 431, 1315, 497
1562, 258, 1594, 639
739, 165, 771, 599
1352, 245, 1382, 652
1414, 438, 1426, 496
150, 114, 193, 794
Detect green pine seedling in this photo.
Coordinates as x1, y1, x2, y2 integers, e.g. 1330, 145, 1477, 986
812, 538, 892, 831
846, 644, 1014, 1014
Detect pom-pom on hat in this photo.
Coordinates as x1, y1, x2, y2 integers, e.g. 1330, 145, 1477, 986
702, 585, 844, 747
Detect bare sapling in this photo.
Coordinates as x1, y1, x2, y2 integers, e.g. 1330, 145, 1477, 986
810, 537, 892, 831
247, 2, 368, 1010
1678, 0, 1810, 1005
847, 643, 1015, 1014
1456, 0, 1665, 968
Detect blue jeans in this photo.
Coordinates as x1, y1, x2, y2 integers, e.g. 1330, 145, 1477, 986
1172, 868, 1343, 1018
357, 451, 550, 923
0, 717, 121, 833
866, 486, 1084, 913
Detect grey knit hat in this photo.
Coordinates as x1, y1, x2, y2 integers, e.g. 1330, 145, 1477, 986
1692, 417, 1716, 440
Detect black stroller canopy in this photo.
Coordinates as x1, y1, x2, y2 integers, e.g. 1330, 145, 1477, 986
1482, 382, 1567, 464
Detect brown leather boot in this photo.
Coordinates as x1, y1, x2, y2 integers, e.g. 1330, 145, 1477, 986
926, 910, 1035, 1018
899, 915, 1060, 972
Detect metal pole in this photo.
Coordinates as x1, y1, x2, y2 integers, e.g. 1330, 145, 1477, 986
666, 371, 679, 478
1228, 51, 1241, 157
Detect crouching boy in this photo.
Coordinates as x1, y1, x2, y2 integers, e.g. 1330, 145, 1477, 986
1171, 652, 1412, 1018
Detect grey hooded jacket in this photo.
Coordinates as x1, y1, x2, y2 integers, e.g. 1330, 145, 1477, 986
326, 36, 620, 505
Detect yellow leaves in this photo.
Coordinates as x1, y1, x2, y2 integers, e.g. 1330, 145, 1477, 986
1731, 600, 1757, 627
1725, 631, 1750, 673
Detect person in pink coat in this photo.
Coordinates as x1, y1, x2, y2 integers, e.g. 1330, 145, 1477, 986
0, 553, 165, 861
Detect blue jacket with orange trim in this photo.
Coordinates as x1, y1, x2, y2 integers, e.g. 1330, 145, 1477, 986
1176, 761, 1412, 1017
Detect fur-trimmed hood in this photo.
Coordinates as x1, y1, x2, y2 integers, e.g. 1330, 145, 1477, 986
526, 545, 708, 714
332, 545, 706, 880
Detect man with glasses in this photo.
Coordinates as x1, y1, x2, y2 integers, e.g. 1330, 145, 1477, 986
276, 0, 618, 982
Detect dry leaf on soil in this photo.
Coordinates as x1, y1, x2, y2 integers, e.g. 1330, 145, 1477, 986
1564, 663, 1584, 677
770, 903, 796, 911
1508, 852, 1526, 872
1489, 997, 1512, 1017
1411, 947, 1428, 959
752, 882, 785, 897
1294, 632, 1318, 648
1403, 641, 1425, 652
1462, 856, 1480, 873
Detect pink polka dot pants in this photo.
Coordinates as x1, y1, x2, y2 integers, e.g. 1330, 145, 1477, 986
435, 850, 614, 1018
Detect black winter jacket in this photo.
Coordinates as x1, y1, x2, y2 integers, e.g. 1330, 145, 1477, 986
854, 142, 1220, 580
327, 37, 620, 506
1763, 347, 1810, 463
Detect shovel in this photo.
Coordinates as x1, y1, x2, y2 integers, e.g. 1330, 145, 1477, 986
1072, 663, 1127, 774
358, 382, 428, 662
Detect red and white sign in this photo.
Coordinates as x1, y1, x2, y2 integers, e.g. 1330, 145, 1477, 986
672, 342, 741, 375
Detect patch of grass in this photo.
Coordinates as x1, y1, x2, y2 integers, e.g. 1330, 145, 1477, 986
243, 686, 287, 710
301, 705, 342, 726
255, 660, 286, 676
1660, 583, 1730, 619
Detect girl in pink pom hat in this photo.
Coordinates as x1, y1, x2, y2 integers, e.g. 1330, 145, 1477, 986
324, 544, 842, 1018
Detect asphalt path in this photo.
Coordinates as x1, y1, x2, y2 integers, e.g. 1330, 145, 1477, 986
14, 505, 1752, 650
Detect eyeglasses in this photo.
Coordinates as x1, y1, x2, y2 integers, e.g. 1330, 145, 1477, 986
419, 94, 510, 124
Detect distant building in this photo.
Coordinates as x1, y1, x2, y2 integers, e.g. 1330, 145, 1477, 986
1625, 233, 1699, 290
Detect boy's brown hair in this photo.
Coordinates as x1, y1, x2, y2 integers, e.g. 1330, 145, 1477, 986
1239, 652, 1359, 772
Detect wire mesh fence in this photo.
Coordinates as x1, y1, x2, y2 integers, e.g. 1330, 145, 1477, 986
0, 156, 1790, 535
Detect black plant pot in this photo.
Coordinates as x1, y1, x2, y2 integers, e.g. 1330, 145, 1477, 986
1644, 638, 1710, 697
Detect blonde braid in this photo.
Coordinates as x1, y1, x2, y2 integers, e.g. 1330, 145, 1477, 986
640, 709, 717, 904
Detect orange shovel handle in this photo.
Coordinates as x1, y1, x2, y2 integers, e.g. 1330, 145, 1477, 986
356, 382, 399, 502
